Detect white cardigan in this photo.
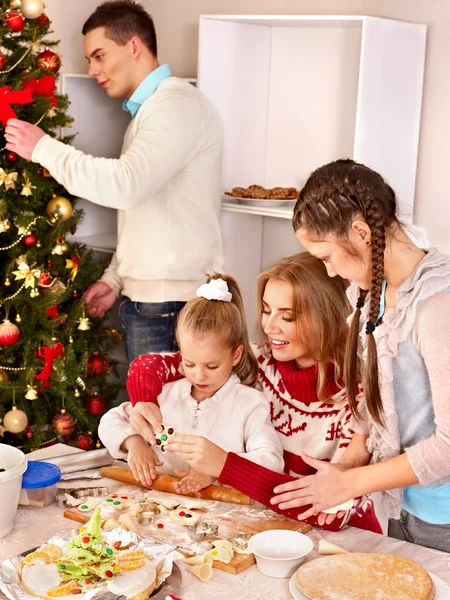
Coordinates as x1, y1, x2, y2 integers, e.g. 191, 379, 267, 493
98, 374, 284, 477
32, 77, 224, 302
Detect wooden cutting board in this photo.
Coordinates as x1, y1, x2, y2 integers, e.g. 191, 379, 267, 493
63, 507, 311, 574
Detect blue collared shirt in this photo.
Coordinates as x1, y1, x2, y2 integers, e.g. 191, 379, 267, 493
122, 63, 172, 119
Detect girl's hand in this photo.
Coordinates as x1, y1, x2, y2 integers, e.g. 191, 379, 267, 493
316, 510, 346, 527
270, 451, 353, 520
122, 435, 164, 486
167, 435, 227, 478
174, 468, 216, 494
128, 403, 164, 446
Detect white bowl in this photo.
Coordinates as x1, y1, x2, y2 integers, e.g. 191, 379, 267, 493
248, 529, 314, 578
0, 444, 27, 538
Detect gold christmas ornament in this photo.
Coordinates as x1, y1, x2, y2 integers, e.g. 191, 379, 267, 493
96, 441, 101, 449
74, 388, 80, 398
0, 219, 10, 233
36, 241, 41, 248
69, 335, 73, 343
46, 195, 73, 222
46, 107, 57, 118
21, 0, 44, 19
30, 287, 39, 298
15, 314, 21, 323
77, 317, 90, 331
3, 405, 28, 433
0, 369, 9, 383
13, 261, 40, 289
10, 0, 22, 9
0, 169, 18, 191
20, 175, 36, 196
4, 277, 10, 286
25, 384, 38, 400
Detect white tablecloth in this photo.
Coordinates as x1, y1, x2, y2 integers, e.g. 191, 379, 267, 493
1, 483, 450, 600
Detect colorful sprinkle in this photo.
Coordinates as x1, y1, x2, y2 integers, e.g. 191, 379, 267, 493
106, 498, 114, 503
111, 495, 118, 498
186, 513, 192, 518
139, 499, 146, 503
120, 496, 128, 499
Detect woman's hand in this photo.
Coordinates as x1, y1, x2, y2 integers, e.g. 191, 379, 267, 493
122, 435, 163, 486
167, 435, 227, 478
316, 510, 346, 527
270, 451, 353, 520
174, 468, 216, 494
128, 403, 163, 446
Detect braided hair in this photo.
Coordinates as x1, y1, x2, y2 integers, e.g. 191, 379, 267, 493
292, 159, 398, 426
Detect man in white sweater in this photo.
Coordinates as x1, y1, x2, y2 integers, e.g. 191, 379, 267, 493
6, 0, 224, 362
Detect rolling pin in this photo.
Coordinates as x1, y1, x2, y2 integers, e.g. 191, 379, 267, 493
99, 467, 253, 505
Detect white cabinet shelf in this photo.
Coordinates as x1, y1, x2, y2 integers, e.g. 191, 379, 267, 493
221, 201, 294, 220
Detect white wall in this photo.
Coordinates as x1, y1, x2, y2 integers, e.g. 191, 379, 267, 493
46, 0, 449, 254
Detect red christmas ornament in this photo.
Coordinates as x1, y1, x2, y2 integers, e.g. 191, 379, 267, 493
73, 431, 94, 451
46, 261, 53, 268
72, 290, 78, 298
87, 352, 109, 377
0, 319, 20, 346
23, 234, 36, 247
5, 12, 25, 32
38, 13, 50, 27
52, 411, 76, 436
38, 271, 52, 286
6, 151, 17, 162
0, 52, 6, 71
84, 393, 107, 417
35, 49, 61, 74
24, 425, 33, 439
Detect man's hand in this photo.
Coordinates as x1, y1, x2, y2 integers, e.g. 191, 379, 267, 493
174, 468, 215, 494
5, 118, 46, 161
121, 435, 163, 486
167, 435, 227, 478
128, 403, 163, 447
82, 281, 116, 318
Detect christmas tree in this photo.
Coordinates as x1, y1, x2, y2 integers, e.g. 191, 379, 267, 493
0, 0, 121, 451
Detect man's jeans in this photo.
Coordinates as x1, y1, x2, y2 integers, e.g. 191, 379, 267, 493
119, 297, 186, 363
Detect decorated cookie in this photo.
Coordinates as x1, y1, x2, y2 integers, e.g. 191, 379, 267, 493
169, 509, 202, 526
102, 494, 133, 510
77, 497, 102, 512
154, 424, 176, 453
207, 540, 234, 564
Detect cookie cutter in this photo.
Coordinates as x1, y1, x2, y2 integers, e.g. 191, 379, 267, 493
187, 521, 219, 541
230, 532, 253, 552
56, 486, 109, 509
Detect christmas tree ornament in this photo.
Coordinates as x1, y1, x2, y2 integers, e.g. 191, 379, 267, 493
6, 151, 17, 162
23, 233, 36, 246
73, 431, 94, 451
85, 393, 107, 417
77, 317, 90, 331
38, 271, 52, 286
87, 352, 109, 377
15, 313, 21, 323
52, 239, 69, 255
35, 49, 61, 74
68, 335, 73, 344
41, 167, 52, 178
20, 0, 44, 19
25, 383, 38, 400
0, 219, 10, 233
52, 409, 76, 436
0, 170, 18, 191
3, 405, 28, 433
24, 425, 33, 439
29, 287, 39, 298
74, 388, 80, 397
96, 440, 101, 449
46, 106, 57, 118
5, 12, 25, 32
10, 0, 22, 9
72, 290, 78, 298
36, 240, 41, 248
0, 319, 20, 346
65, 256, 79, 281
4, 277, 11, 286
0, 52, 5, 71
20, 176, 36, 196
38, 13, 49, 27
46, 261, 52, 268
0, 369, 9, 383
76, 377, 86, 391
46, 195, 73, 221
13, 261, 40, 289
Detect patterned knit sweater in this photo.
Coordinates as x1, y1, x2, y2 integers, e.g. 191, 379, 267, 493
127, 343, 379, 532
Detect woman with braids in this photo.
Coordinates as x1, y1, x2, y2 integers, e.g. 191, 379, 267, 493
125, 252, 382, 533
271, 159, 450, 551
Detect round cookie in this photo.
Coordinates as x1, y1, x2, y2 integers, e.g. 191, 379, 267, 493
154, 424, 176, 453
169, 509, 201, 526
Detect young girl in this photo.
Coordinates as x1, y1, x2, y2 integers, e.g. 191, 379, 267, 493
98, 273, 284, 489
126, 253, 381, 533
270, 159, 450, 552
